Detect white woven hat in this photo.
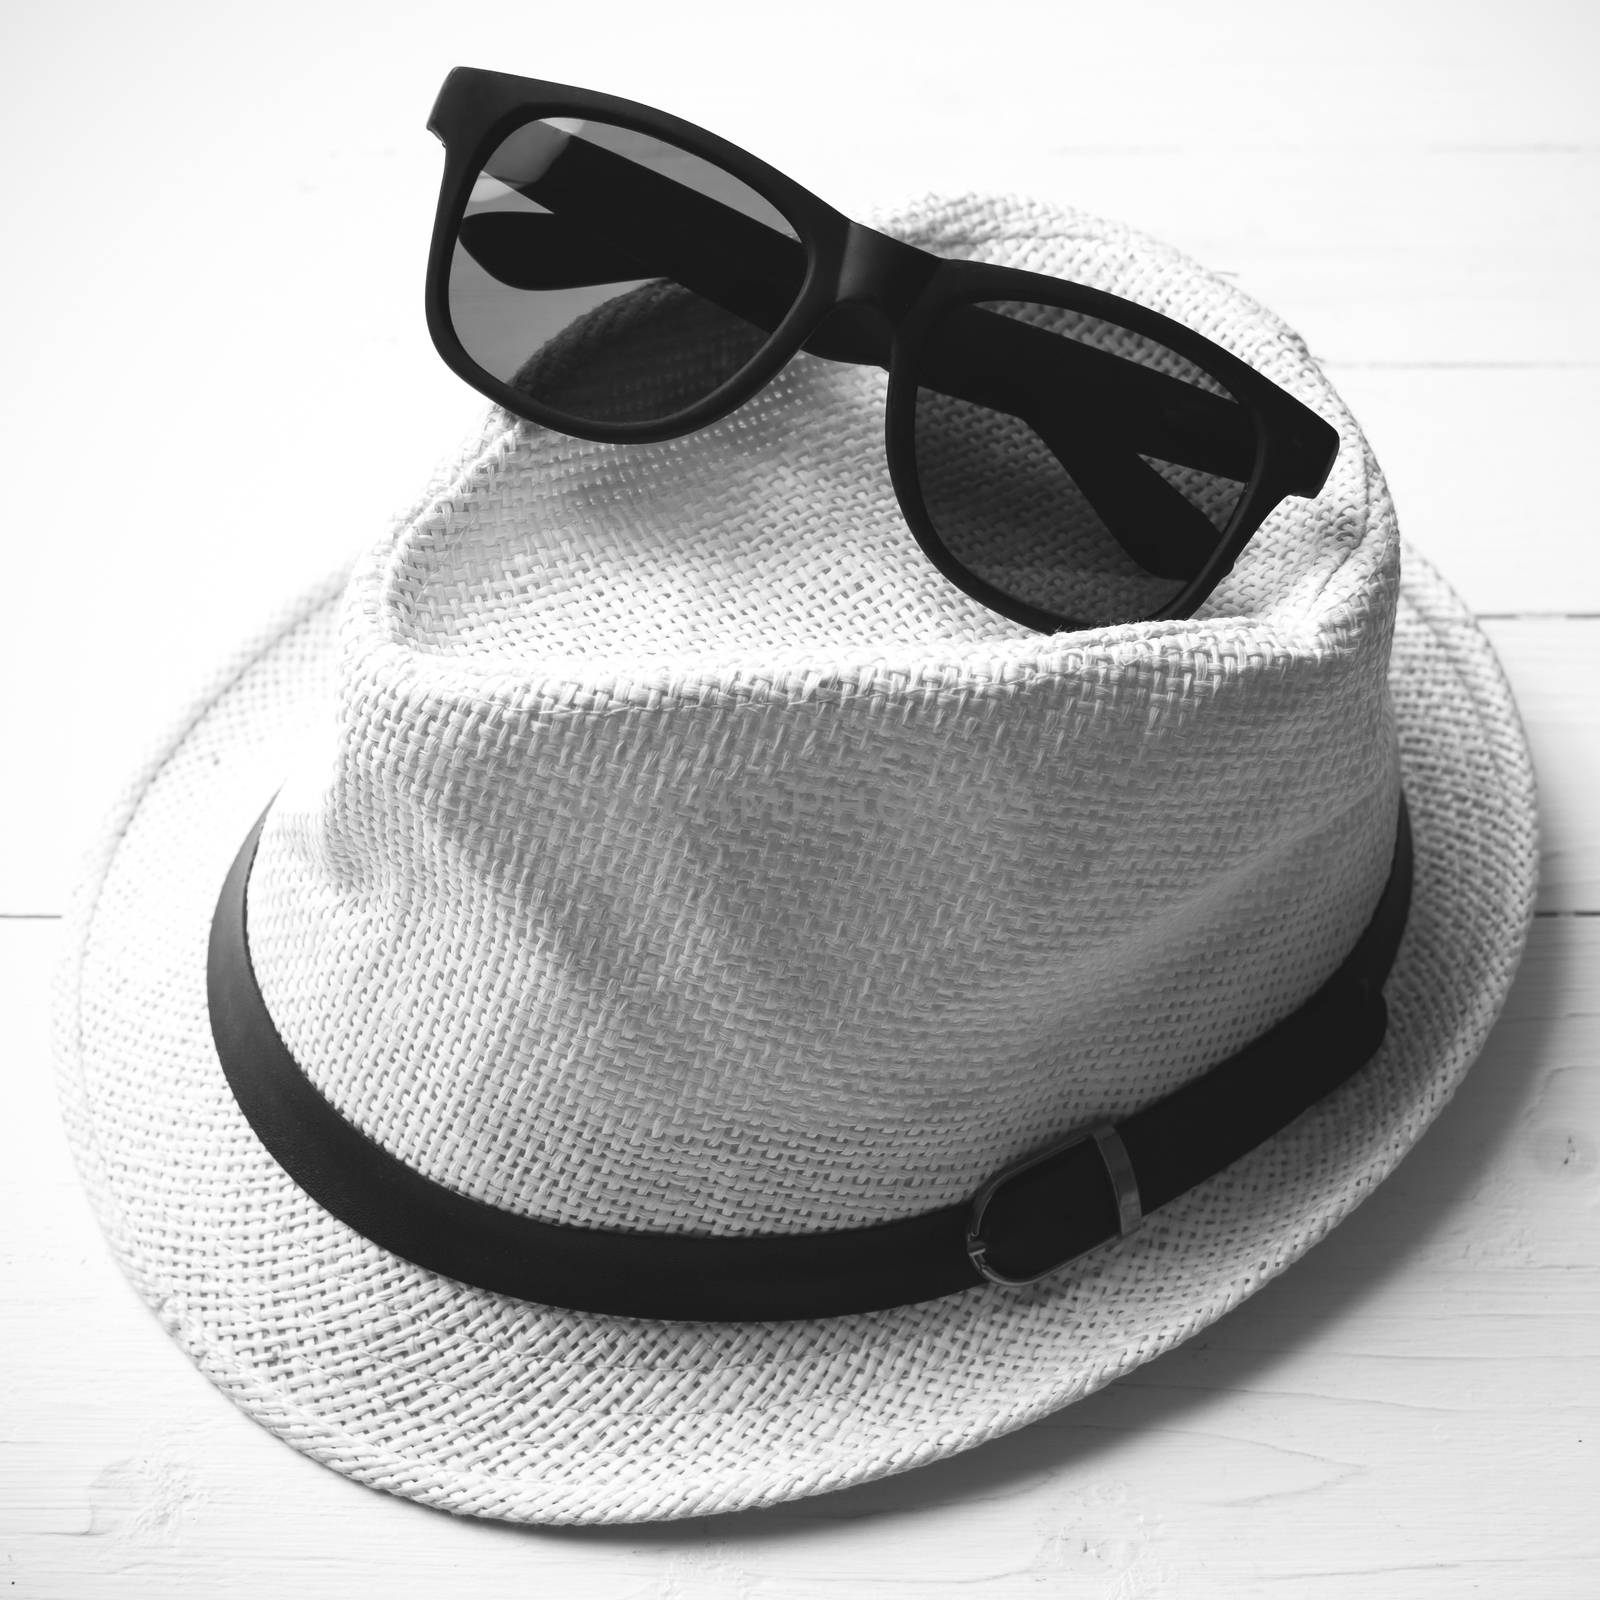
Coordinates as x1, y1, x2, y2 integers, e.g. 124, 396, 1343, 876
56, 193, 1537, 1525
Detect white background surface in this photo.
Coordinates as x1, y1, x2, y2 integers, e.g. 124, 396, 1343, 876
2, 0, 1596, 1593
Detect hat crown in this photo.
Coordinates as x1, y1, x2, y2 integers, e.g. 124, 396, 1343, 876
244, 196, 1402, 1239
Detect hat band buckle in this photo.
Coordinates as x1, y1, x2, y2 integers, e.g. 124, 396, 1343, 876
966, 1122, 1143, 1287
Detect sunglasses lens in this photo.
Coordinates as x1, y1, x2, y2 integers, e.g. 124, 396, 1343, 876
447, 117, 805, 427
911, 301, 1261, 628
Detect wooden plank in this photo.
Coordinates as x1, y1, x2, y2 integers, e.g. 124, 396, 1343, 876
1332, 371, 1600, 617
1482, 619, 1600, 912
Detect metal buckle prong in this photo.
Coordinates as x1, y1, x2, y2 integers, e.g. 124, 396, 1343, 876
965, 1121, 1143, 1287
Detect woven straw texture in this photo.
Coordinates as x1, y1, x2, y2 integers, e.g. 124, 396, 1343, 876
55, 193, 1537, 1524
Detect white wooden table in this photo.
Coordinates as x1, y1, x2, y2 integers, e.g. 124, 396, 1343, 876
3, 2, 1596, 1593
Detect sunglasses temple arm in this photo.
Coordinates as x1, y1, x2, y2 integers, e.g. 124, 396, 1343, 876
912, 313, 1257, 578
1032, 411, 1232, 581
925, 308, 1259, 477
504, 133, 809, 328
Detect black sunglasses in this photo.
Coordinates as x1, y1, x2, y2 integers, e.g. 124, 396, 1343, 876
425, 67, 1339, 634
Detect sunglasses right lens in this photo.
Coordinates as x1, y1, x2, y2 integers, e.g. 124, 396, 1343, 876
911, 300, 1262, 628
447, 117, 806, 427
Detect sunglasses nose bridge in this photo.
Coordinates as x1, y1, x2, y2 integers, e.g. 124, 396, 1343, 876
834, 223, 941, 327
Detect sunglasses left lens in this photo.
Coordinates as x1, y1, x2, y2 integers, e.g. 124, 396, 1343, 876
447, 117, 806, 427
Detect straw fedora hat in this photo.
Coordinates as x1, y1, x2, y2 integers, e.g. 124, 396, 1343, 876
55, 193, 1537, 1525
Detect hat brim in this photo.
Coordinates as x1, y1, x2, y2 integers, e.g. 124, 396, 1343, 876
55, 541, 1537, 1525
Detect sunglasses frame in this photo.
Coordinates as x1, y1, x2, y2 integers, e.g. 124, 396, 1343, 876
425, 66, 1340, 633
